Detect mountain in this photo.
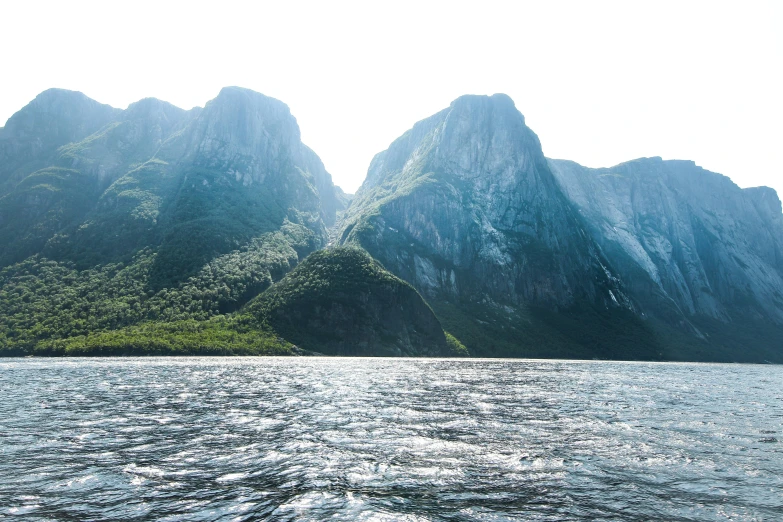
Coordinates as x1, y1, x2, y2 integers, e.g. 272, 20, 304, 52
0, 93, 193, 267
0, 87, 364, 355
0, 89, 121, 195
2, 88, 781, 361
0, 87, 463, 357
0, 87, 343, 276
549, 157, 783, 360
337, 94, 783, 361
337, 94, 667, 359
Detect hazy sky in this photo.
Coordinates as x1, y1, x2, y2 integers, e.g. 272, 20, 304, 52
1, 0, 781, 196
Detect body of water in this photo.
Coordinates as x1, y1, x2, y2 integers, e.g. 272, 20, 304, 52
0, 358, 781, 521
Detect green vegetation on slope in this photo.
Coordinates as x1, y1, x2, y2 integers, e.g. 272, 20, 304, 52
431, 299, 664, 361
444, 332, 469, 357
1, 244, 467, 358
252, 247, 401, 311
0, 224, 317, 355
249, 247, 465, 357
2, 87, 375, 358
0, 168, 100, 266
23, 317, 291, 357
431, 298, 783, 363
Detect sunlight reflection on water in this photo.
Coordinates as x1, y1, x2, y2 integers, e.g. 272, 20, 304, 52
0, 357, 781, 521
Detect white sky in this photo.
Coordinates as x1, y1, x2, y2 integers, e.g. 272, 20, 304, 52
1, 0, 781, 197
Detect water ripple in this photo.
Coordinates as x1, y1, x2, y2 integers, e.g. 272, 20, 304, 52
0, 358, 781, 520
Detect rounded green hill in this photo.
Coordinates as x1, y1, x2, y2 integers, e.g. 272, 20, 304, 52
249, 247, 465, 356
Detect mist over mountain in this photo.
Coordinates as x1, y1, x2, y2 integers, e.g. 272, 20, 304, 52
1, 88, 780, 361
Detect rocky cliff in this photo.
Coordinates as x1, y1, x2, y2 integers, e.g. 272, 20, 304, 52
341, 95, 628, 308
338, 94, 664, 359
174, 87, 341, 227
336, 94, 783, 361
0, 89, 120, 196
0, 88, 345, 273
549, 157, 783, 352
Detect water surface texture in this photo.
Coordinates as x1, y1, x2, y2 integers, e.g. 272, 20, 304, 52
1, 358, 781, 521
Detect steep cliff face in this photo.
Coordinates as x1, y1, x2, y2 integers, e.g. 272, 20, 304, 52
338, 94, 659, 358
341, 94, 627, 309
549, 157, 783, 329
53, 98, 193, 185
71, 86, 343, 287
175, 87, 340, 226
249, 247, 460, 356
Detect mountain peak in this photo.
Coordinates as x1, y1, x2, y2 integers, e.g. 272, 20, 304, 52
432, 93, 543, 181
448, 93, 522, 123
359, 93, 539, 191
450, 92, 516, 108
34, 87, 93, 101
124, 97, 184, 118
216, 85, 278, 98
197, 86, 301, 148
0, 88, 120, 167
212, 86, 293, 116
172, 86, 340, 225
744, 186, 783, 218
2, 88, 119, 136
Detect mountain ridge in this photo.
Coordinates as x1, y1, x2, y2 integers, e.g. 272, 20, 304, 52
1, 87, 781, 361
338, 94, 782, 360
1, 87, 462, 358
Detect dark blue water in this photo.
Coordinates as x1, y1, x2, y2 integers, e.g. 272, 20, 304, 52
0, 358, 781, 521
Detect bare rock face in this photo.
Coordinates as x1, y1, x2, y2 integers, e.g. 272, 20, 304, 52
339, 94, 783, 360
55, 98, 193, 186
178, 87, 341, 226
548, 157, 783, 326
335, 94, 668, 359
340, 94, 629, 311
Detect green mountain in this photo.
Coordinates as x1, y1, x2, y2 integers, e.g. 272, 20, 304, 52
248, 247, 465, 356
1, 88, 781, 361
0, 87, 449, 356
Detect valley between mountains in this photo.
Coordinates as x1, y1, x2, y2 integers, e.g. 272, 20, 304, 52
1, 87, 781, 361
